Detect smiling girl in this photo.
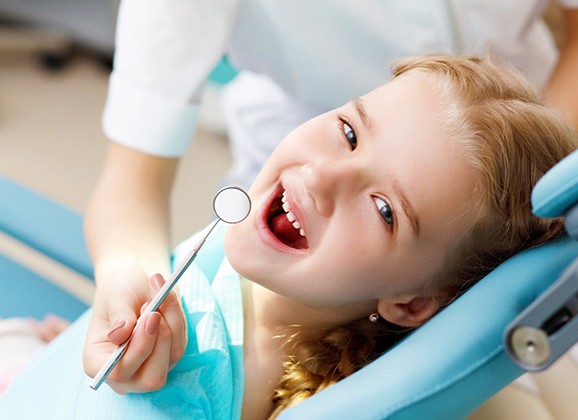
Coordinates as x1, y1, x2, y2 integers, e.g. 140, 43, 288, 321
1, 55, 577, 419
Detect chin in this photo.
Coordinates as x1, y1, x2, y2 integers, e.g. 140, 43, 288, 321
223, 223, 252, 277
223, 224, 238, 262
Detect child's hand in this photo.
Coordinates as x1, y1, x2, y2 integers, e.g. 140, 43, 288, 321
83, 272, 187, 394
31, 314, 70, 342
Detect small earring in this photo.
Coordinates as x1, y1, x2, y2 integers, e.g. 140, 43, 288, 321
369, 313, 380, 323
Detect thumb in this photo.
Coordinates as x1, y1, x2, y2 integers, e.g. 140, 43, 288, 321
106, 304, 138, 345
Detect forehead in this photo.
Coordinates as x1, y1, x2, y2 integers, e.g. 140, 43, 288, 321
365, 70, 449, 108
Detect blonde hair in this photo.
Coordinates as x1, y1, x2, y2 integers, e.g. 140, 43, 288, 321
269, 55, 578, 417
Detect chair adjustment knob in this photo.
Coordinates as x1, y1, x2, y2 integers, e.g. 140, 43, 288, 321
508, 326, 551, 369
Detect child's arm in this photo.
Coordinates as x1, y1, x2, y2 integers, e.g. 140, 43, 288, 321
82, 142, 187, 393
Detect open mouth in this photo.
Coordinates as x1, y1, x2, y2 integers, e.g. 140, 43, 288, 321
266, 188, 309, 250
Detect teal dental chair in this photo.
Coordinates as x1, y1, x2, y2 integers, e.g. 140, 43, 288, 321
2, 148, 578, 419
0, 177, 93, 321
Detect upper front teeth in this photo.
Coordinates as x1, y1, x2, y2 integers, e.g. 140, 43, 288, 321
282, 191, 305, 237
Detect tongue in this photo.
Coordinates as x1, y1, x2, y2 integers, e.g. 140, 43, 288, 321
269, 214, 307, 249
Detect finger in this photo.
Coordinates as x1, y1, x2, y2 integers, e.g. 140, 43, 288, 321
83, 286, 145, 378
104, 300, 139, 346
106, 319, 128, 344
35, 314, 70, 342
83, 315, 124, 378
140, 301, 150, 316
149, 273, 166, 294
106, 311, 161, 386
125, 313, 173, 393
45, 314, 70, 333
149, 274, 187, 368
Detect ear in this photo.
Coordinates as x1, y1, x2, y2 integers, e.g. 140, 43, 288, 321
377, 292, 449, 328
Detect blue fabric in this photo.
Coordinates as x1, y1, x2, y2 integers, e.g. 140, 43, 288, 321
0, 224, 244, 420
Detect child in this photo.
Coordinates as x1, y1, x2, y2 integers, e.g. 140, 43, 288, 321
0, 315, 69, 395
1, 55, 577, 419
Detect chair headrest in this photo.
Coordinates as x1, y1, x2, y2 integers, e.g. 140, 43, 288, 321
533, 148, 578, 218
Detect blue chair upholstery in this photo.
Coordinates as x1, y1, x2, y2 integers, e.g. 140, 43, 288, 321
0, 177, 92, 321
0, 178, 92, 278
2, 147, 578, 418
532, 147, 578, 218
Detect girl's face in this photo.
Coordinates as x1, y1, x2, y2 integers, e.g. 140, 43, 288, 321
226, 72, 480, 321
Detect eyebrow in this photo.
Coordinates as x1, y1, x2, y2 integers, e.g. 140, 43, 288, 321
352, 97, 374, 132
392, 178, 421, 239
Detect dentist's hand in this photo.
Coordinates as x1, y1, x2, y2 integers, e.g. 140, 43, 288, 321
83, 272, 187, 394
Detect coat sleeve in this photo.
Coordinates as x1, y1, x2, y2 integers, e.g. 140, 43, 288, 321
102, 0, 239, 157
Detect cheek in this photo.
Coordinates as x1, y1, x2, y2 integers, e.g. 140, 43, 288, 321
248, 141, 298, 191
224, 220, 279, 283
313, 228, 392, 294
319, 228, 442, 297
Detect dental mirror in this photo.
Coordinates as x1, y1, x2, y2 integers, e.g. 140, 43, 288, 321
213, 186, 251, 224
90, 186, 251, 390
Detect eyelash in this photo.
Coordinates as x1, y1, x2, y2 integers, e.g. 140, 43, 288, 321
338, 116, 358, 150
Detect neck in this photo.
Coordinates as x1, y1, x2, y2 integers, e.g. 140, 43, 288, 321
239, 278, 375, 419
240, 279, 285, 419
242, 278, 375, 332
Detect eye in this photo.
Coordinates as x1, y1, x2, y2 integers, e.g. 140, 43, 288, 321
339, 117, 358, 150
373, 196, 394, 228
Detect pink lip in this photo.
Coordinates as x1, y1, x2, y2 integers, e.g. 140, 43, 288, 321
257, 183, 309, 254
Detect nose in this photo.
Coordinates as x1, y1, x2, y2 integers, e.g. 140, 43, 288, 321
301, 160, 362, 217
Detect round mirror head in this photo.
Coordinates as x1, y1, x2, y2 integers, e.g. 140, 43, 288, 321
213, 186, 251, 224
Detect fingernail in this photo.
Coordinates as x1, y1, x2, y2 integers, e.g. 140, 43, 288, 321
151, 274, 165, 291
146, 312, 161, 336
107, 320, 126, 339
